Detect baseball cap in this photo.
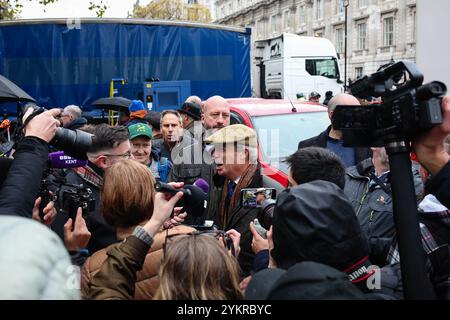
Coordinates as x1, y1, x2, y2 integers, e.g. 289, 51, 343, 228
128, 123, 153, 140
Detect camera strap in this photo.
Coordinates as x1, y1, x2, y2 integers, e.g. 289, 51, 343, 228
369, 172, 391, 195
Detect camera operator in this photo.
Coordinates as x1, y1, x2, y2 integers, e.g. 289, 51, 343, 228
205, 124, 283, 276
51, 124, 131, 256
0, 108, 60, 218
413, 95, 450, 209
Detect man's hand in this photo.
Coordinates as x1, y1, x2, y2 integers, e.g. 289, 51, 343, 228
413, 95, 450, 175
225, 229, 241, 258
249, 221, 269, 254
23, 108, 61, 143
32, 196, 57, 227
143, 182, 184, 237
64, 208, 91, 252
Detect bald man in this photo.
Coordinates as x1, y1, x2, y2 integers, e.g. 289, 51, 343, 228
202, 95, 231, 136
298, 93, 372, 167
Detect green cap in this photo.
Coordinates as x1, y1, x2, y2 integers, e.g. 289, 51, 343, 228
128, 123, 153, 140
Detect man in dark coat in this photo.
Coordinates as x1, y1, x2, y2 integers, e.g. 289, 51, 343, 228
298, 93, 371, 167
205, 124, 283, 276
60, 105, 87, 131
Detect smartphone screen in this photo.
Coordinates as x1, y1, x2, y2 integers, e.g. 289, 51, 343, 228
240, 188, 276, 208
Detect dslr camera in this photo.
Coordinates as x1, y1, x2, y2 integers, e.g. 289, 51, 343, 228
62, 184, 96, 221
332, 60, 447, 147
17, 106, 93, 160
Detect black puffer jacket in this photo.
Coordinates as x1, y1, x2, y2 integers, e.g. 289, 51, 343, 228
0, 137, 49, 218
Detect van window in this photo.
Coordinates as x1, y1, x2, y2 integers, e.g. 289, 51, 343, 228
305, 58, 340, 79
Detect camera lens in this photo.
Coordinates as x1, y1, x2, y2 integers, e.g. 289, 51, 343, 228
51, 128, 93, 160
257, 199, 276, 230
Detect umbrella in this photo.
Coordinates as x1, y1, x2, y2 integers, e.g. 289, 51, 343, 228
0, 74, 35, 104
92, 96, 131, 112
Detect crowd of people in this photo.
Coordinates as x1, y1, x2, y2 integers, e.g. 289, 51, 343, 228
0, 90, 449, 301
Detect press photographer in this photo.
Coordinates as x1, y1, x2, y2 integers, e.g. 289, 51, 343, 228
0, 107, 61, 218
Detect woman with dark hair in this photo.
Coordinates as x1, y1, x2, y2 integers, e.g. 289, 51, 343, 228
81, 159, 193, 300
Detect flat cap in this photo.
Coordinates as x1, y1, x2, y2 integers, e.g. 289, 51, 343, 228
205, 124, 257, 148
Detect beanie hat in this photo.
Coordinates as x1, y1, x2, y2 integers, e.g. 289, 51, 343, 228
129, 100, 146, 113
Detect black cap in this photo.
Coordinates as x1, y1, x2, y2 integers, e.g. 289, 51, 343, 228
144, 110, 161, 130
178, 101, 201, 121
271, 180, 369, 271
245, 262, 366, 300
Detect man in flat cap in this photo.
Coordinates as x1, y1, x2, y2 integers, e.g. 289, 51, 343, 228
205, 124, 283, 276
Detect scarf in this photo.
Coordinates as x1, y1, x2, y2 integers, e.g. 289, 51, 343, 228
73, 165, 103, 189
219, 164, 258, 228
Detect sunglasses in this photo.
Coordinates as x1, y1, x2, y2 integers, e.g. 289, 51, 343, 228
163, 229, 235, 259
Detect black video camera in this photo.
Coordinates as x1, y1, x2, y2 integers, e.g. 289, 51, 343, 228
332, 61, 447, 147
62, 184, 96, 221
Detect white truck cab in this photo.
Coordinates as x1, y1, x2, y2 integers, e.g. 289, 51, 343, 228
253, 33, 344, 102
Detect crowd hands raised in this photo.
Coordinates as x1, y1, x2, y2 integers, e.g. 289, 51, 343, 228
0, 92, 450, 300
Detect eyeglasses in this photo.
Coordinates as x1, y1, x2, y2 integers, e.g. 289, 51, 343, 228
102, 151, 132, 159
163, 230, 235, 259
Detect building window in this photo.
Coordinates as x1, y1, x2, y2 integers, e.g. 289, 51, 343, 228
412, 9, 416, 43
271, 15, 278, 33
383, 17, 394, 46
237, 0, 241, 11
283, 10, 291, 29
355, 67, 363, 79
316, 0, 323, 20
221, 6, 225, 18
357, 22, 366, 50
335, 28, 344, 53
298, 5, 305, 25
315, 30, 324, 37
337, 0, 345, 14
358, 0, 368, 8
257, 20, 264, 37
228, 3, 233, 14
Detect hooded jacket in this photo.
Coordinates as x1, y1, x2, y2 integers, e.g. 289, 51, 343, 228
272, 180, 370, 271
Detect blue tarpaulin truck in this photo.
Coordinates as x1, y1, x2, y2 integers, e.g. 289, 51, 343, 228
0, 18, 251, 114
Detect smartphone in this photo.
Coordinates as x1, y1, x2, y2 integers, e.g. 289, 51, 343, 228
253, 218, 267, 239
240, 188, 276, 208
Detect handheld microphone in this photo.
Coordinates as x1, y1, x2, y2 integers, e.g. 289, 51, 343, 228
48, 151, 87, 168
155, 181, 208, 218
193, 178, 209, 194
